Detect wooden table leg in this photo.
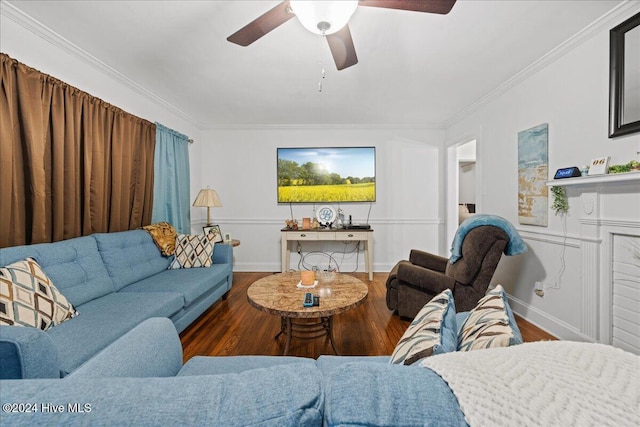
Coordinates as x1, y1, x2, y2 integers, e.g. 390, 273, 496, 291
274, 317, 286, 340
326, 316, 339, 355
283, 317, 292, 356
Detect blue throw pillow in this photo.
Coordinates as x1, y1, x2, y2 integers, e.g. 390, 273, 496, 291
390, 289, 457, 365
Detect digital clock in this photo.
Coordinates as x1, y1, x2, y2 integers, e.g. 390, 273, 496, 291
553, 167, 581, 179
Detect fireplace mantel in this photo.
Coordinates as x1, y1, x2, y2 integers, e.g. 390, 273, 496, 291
548, 171, 639, 352
546, 171, 640, 187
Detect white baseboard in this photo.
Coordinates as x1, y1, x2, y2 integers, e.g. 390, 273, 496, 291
233, 262, 280, 272
507, 294, 595, 343
233, 262, 378, 274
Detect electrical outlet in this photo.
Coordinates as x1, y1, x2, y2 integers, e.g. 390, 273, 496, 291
534, 281, 544, 297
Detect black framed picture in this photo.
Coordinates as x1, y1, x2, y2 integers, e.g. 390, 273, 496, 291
203, 225, 223, 243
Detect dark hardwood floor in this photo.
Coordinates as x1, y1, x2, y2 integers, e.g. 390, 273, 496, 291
180, 272, 556, 362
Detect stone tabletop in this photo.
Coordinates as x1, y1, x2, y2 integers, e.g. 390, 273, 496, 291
247, 272, 368, 319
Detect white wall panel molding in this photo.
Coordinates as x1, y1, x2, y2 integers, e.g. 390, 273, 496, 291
580, 218, 640, 229
578, 190, 602, 341
517, 228, 583, 248
190, 216, 443, 273
192, 218, 443, 227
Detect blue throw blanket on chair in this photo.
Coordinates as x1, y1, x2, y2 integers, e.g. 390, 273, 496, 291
450, 214, 527, 264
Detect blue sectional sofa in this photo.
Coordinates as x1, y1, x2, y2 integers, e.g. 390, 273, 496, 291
3, 319, 637, 427
0, 230, 233, 379
2, 315, 636, 426
0, 318, 467, 427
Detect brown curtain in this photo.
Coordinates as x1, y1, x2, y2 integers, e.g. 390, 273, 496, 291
0, 53, 156, 248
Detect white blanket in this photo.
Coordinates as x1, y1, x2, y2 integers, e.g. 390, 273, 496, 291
421, 341, 639, 427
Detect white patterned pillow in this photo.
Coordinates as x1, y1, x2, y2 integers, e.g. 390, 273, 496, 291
457, 284, 523, 352
0, 258, 77, 330
390, 289, 457, 365
169, 234, 216, 269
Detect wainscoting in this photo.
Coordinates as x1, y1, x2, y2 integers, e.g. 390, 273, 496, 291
509, 175, 640, 353
191, 217, 444, 273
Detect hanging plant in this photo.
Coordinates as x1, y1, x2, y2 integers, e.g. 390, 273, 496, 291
550, 186, 568, 215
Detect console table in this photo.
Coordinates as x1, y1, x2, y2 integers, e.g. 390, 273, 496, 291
281, 228, 374, 281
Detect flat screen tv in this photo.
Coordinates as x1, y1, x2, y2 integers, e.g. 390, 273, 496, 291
277, 147, 376, 203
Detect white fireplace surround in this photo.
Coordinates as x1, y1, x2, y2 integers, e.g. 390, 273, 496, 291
550, 173, 640, 353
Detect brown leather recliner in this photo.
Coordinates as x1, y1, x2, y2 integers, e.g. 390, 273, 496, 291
386, 226, 509, 319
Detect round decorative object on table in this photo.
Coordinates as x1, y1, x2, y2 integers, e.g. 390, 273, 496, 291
247, 272, 368, 355
316, 205, 337, 227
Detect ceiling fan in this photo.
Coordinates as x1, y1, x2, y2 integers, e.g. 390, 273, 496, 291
227, 0, 457, 70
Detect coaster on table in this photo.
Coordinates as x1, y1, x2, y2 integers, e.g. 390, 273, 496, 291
296, 281, 318, 289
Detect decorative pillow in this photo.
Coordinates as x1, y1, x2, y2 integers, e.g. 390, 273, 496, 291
143, 221, 177, 256
390, 289, 457, 365
168, 234, 216, 269
457, 284, 523, 352
0, 258, 77, 330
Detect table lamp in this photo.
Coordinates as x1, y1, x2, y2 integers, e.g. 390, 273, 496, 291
192, 187, 222, 226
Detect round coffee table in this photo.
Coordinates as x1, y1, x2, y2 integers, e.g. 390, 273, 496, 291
247, 272, 368, 355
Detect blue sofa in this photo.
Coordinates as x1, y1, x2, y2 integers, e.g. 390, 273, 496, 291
0, 230, 233, 379
0, 318, 467, 427
3, 318, 637, 427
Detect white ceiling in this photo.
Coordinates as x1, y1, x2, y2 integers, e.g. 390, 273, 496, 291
7, 0, 625, 127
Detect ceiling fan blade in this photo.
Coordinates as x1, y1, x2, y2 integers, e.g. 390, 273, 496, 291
227, 1, 295, 46
326, 24, 358, 71
358, 0, 456, 14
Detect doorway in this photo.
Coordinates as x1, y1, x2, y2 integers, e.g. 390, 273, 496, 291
446, 139, 478, 250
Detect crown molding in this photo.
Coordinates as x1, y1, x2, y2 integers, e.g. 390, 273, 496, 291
197, 123, 445, 131
1, 0, 199, 128
5, 0, 638, 133
2, 1, 442, 132
444, 0, 640, 128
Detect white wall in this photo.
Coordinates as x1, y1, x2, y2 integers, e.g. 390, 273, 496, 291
445, 6, 640, 341
195, 127, 445, 272
458, 163, 476, 205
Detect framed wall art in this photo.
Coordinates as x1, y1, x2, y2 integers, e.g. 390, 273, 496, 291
518, 123, 549, 227
203, 225, 223, 243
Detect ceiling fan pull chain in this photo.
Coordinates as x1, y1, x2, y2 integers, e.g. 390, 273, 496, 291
319, 66, 326, 92
318, 35, 327, 92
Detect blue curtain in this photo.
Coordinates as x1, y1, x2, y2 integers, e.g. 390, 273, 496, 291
152, 123, 191, 233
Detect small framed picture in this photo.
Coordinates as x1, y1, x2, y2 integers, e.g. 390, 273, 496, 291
202, 225, 223, 243
224, 233, 231, 243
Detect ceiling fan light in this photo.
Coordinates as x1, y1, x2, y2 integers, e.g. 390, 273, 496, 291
290, 1, 358, 35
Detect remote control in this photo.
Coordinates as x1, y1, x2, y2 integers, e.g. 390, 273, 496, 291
303, 292, 314, 307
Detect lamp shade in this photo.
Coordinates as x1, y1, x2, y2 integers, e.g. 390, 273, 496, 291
192, 188, 222, 208
290, 1, 358, 35
193, 188, 222, 227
